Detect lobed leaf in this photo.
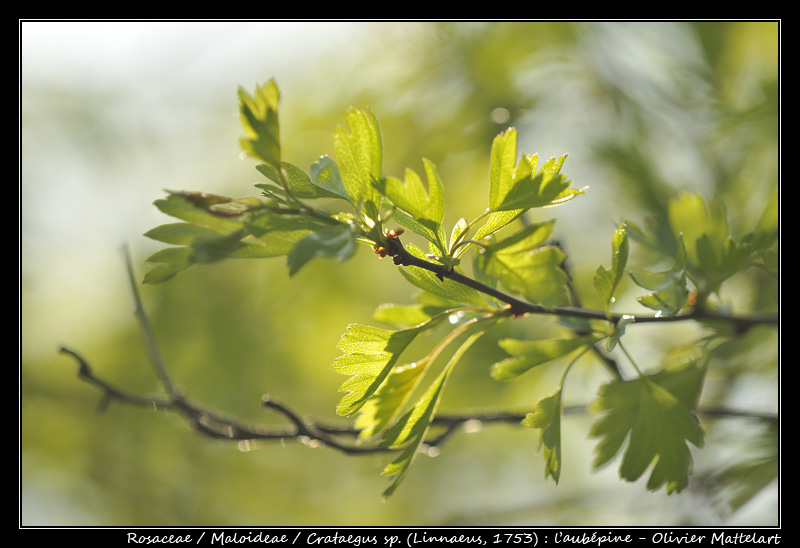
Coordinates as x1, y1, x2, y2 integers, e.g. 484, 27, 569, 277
246, 215, 318, 257
488, 128, 520, 211
629, 237, 689, 317
332, 324, 424, 417
142, 247, 194, 284
593, 223, 630, 316
310, 155, 351, 202
492, 335, 600, 381
333, 107, 383, 221
286, 223, 357, 276
475, 129, 525, 241
255, 162, 331, 200
470, 210, 525, 247
144, 194, 256, 283
380, 160, 445, 224
492, 171, 583, 212
667, 192, 754, 290
390, 209, 447, 257
522, 388, 563, 483
474, 221, 569, 308
144, 190, 340, 282
153, 193, 246, 235
380, 328, 488, 498
145, 222, 222, 246
238, 80, 281, 169
486, 128, 582, 213
590, 365, 706, 494
372, 302, 453, 329
143, 229, 285, 284
355, 359, 429, 441
375, 159, 446, 254
187, 229, 247, 264
624, 216, 680, 260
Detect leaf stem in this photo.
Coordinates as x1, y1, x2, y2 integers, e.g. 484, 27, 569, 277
450, 238, 490, 255
616, 338, 645, 378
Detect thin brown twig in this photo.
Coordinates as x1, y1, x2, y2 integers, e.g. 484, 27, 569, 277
59, 345, 777, 459
387, 237, 779, 333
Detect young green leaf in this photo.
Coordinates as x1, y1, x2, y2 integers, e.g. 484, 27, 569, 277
471, 145, 575, 244
145, 223, 223, 246
255, 162, 335, 200
484, 128, 582, 213
492, 335, 600, 381
246, 215, 318, 257
286, 223, 357, 276
143, 225, 297, 284
332, 324, 425, 417
590, 371, 705, 494
624, 217, 680, 260
143, 247, 194, 284
593, 223, 630, 316
522, 388, 563, 483
188, 229, 248, 264
310, 155, 351, 202
355, 359, 429, 441
667, 192, 752, 290
492, 169, 583, 212
381, 327, 488, 498
390, 209, 448, 258
474, 221, 570, 308
488, 128, 520, 211
655, 341, 709, 411
144, 193, 273, 283
238, 80, 281, 169
631, 271, 690, 317
379, 159, 445, 226
668, 192, 726, 267
359, 305, 487, 440
333, 107, 383, 221
469, 210, 524, 248
372, 302, 453, 329
629, 238, 689, 317
472, 129, 526, 242
153, 193, 246, 235
375, 159, 446, 253
694, 233, 752, 290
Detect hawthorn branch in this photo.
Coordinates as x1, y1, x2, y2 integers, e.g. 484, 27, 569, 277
58, 345, 385, 453
59, 346, 777, 458
58, 345, 523, 454
61, 243, 777, 460
387, 237, 779, 333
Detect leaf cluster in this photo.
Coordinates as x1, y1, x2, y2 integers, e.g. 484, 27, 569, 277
142, 79, 778, 500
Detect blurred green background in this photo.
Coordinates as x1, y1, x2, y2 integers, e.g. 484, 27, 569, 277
21, 21, 779, 526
